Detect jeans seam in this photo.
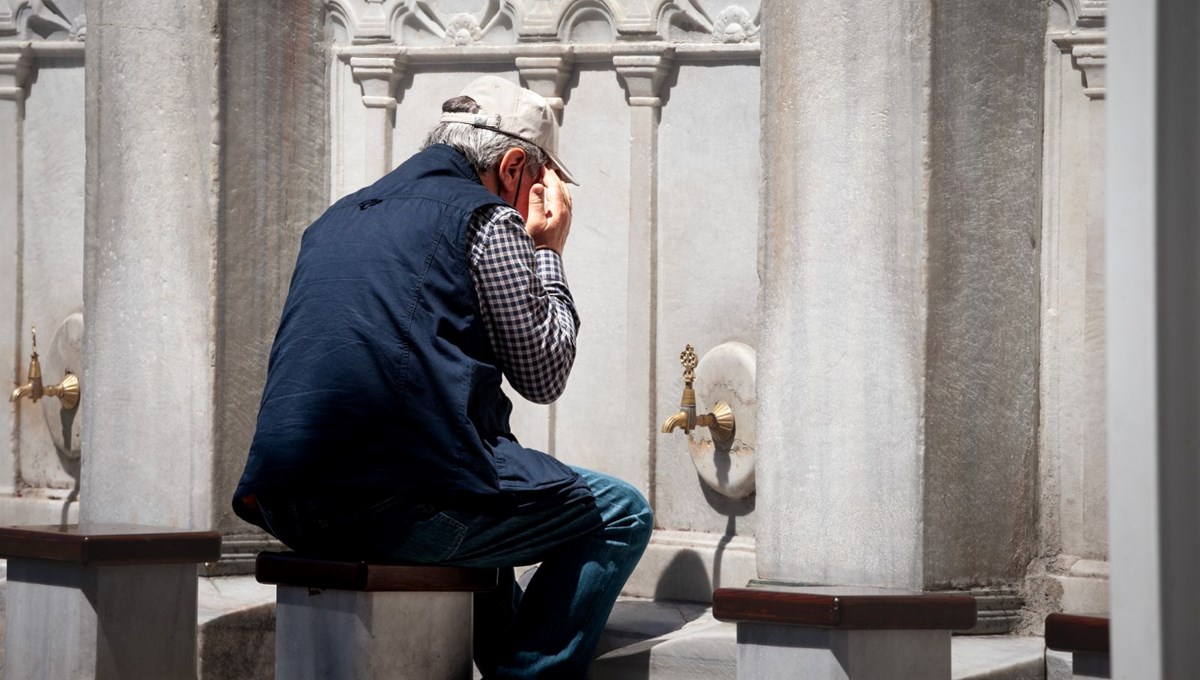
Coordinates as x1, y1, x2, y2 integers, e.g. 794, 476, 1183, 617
438, 512, 468, 560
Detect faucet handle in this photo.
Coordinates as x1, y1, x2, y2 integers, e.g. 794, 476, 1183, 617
29, 325, 37, 355
679, 344, 698, 382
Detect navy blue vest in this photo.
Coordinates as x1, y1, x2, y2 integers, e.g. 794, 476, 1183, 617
233, 145, 589, 516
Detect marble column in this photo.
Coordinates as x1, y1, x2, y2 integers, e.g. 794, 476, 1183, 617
614, 48, 673, 506
757, 0, 1044, 590
83, 1, 328, 572
1106, 0, 1200, 675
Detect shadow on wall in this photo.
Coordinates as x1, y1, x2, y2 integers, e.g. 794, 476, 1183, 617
701, 483, 754, 592
653, 548, 712, 603
56, 407, 81, 526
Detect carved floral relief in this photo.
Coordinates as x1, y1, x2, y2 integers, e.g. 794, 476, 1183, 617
327, 0, 761, 46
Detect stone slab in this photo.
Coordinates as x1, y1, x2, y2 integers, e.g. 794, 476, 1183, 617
738, 626, 951, 680
5, 560, 198, 680
197, 575, 277, 680
596, 597, 710, 657
950, 635, 1046, 680
591, 615, 736, 680
276, 585, 473, 680
593, 603, 1050, 680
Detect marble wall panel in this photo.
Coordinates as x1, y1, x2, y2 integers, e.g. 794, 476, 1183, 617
654, 61, 759, 535
17, 57, 83, 491
0, 50, 21, 496
554, 67, 635, 484
333, 60, 372, 200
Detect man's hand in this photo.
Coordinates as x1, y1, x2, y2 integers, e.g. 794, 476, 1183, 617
525, 168, 573, 254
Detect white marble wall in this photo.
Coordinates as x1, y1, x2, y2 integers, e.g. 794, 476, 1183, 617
0, 3, 85, 521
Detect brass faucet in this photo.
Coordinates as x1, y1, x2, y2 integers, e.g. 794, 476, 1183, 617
661, 344, 734, 445
10, 326, 79, 410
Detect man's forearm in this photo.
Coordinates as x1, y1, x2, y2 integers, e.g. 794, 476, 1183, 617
468, 204, 580, 404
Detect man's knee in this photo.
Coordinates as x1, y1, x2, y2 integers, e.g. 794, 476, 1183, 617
608, 481, 653, 550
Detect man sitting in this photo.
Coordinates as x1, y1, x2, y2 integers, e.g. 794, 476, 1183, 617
231, 76, 652, 679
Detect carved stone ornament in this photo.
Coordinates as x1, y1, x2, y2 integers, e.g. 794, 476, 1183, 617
328, 0, 758, 46
711, 6, 758, 44
0, 45, 32, 100
18, 0, 86, 41
1054, 32, 1106, 100
444, 13, 483, 46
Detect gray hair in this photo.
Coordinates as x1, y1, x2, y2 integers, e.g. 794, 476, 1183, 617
422, 95, 547, 178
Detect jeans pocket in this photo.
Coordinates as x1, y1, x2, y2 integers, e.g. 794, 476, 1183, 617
383, 511, 468, 563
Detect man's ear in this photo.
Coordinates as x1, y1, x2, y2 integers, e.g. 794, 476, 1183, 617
496, 148, 527, 194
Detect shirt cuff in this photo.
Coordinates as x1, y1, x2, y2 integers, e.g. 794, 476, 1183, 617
535, 248, 568, 285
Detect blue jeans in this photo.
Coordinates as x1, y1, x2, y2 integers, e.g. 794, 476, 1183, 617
258, 466, 652, 679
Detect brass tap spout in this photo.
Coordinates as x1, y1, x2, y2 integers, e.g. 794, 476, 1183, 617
661, 345, 735, 445
10, 326, 79, 410
11, 326, 44, 403
662, 410, 692, 434
9, 383, 33, 403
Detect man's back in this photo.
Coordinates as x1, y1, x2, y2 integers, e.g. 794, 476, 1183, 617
234, 144, 581, 515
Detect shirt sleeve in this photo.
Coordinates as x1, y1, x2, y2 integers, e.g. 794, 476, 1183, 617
466, 203, 580, 405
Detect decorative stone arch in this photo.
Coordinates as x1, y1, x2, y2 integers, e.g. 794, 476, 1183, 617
653, 0, 713, 38
324, 0, 354, 45
552, 0, 620, 43
1052, 0, 1107, 30
398, 0, 523, 46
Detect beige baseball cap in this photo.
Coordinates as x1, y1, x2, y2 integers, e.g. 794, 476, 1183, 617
440, 75, 577, 185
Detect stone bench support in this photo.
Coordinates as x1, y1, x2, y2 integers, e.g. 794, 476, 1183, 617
1045, 613, 1111, 679
713, 586, 977, 680
0, 524, 221, 680
256, 551, 498, 680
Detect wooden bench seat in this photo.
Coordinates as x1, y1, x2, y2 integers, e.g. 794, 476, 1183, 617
0, 523, 221, 680
255, 550, 498, 592
713, 586, 977, 680
1045, 613, 1111, 679
256, 551, 497, 680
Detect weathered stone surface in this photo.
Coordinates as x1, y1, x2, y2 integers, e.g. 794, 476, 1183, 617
81, 0, 328, 553
5, 560, 198, 680
757, 0, 934, 590
757, 0, 1043, 590
923, 0, 1045, 588
211, 0, 330, 547
197, 575, 277, 680
82, 0, 223, 528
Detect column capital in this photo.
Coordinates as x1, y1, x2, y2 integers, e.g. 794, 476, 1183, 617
515, 55, 574, 113
613, 49, 675, 108
0, 43, 32, 102
348, 51, 407, 109
1055, 32, 1107, 100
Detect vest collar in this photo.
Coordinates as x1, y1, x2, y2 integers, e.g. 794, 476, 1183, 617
424, 144, 485, 186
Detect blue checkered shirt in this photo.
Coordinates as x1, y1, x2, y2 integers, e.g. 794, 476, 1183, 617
466, 204, 580, 405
